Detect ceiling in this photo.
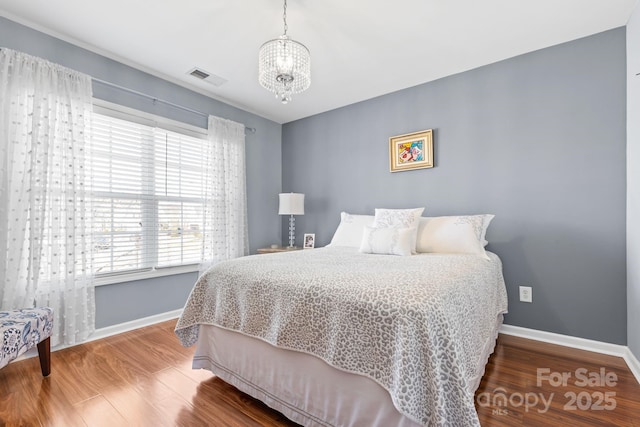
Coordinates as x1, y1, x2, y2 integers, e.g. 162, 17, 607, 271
0, 0, 636, 124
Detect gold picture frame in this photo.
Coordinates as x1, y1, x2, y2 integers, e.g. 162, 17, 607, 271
389, 129, 434, 172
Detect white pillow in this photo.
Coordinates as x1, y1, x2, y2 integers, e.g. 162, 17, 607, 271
480, 214, 493, 247
416, 214, 494, 259
328, 212, 375, 247
373, 207, 425, 253
359, 226, 414, 256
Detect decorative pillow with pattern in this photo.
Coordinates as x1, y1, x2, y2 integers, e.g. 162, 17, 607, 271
373, 207, 425, 253
373, 207, 425, 228
359, 226, 414, 256
416, 214, 494, 259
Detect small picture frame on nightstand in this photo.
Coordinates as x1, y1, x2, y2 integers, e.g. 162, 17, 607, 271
303, 233, 315, 249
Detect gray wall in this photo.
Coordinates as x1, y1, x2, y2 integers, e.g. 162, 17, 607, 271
1, 16, 631, 344
627, 6, 640, 359
283, 29, 627, 344
0, 17, 283, 328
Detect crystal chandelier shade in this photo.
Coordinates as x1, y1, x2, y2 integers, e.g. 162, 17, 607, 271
258, 0, 310, 104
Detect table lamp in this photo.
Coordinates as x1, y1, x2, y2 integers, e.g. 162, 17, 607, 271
279, 193, 305, 248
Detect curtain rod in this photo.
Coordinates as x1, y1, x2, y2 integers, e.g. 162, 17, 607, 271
92, 78, 256, 134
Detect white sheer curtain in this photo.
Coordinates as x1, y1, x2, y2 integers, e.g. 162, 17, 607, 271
0, 48, 94, 346
200, 116, 249, 273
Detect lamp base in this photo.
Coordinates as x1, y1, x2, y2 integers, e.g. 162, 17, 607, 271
288, 215, 296, 247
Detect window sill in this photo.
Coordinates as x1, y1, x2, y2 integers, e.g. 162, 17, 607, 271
94, 265, 200, 287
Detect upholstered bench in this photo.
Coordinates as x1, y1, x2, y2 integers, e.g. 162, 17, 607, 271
1, 307, 54, 376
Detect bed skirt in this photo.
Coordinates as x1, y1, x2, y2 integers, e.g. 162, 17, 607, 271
193, 325, 424, 427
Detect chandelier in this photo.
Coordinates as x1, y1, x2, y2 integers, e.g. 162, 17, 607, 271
258, 0, 310, 104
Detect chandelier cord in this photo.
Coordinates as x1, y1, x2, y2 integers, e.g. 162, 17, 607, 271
283, 0, 288, 35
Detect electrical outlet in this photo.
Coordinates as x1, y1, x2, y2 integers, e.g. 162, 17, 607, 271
519, 286, 532, 303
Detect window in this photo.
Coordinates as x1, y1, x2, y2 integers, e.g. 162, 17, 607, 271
90, 107, 209, 277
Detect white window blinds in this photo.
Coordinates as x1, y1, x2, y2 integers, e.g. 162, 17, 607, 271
91, 112, 208, 276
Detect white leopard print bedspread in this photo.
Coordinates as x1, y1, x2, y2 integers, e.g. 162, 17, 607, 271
175, 247, 508, 426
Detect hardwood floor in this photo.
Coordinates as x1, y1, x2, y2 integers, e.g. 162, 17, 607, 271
476, 335, 640, 426
0, 320, 638, 426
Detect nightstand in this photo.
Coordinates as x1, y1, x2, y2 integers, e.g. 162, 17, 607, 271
257, 247, 302, 254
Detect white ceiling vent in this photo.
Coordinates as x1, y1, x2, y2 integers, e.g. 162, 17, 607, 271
187, 67, 227, 87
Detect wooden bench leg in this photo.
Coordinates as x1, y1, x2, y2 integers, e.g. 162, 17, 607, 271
36, 337, 51, 377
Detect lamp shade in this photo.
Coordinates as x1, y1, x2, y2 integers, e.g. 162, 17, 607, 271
278, 193, 305, 215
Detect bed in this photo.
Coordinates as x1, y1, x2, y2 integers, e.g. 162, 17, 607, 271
175, 211, 508, 426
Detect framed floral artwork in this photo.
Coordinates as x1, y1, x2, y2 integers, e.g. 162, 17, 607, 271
389, 129, 434, 172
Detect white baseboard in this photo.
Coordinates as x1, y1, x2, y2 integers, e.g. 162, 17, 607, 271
15, 308, 183, 362
499, 324, 628, 356
500, 324, 640, 385
623, 346, 640, 383
88, 308, 182, 342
